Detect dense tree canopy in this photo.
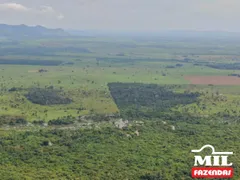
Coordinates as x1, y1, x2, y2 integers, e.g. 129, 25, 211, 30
108, 83, 200, 118
25, 88, 72, 105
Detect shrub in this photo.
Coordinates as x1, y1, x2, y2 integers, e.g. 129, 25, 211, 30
48, 116, 75, 126
0, 116, 27, 126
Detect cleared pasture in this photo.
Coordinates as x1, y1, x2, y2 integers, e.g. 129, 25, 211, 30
1, 36, 240, 122
185, 76, 240, 85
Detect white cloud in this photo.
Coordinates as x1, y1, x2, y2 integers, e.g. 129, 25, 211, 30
39, 6, 55, 13
0, 3, 64, 20
57, 14, 64, 20
37, 5, 64, 20
0, 3, 29, 11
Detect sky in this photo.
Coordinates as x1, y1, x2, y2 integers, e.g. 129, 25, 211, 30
0, 0, 239, 32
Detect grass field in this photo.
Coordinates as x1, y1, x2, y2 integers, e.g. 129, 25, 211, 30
1, 37, 240, 122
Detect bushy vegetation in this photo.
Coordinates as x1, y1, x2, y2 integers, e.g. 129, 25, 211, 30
108, 83, 199, 118
96, 57, 183, 64
207, 63, 240, 70
0, 59, 63, 66
0, 119, 239, 179
25, 88, 72, 105
0, 115, 27, 126
0, 47, 90, 56
48, 116, 75, 125
32, 120, 45, 125
166, 64, 184, 68
8, 87, 23, 92
229, 73, 240, 77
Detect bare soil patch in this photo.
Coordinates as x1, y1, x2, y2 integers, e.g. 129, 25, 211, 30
185, 76, 240, 85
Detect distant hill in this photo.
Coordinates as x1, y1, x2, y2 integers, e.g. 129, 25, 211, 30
0, 24, 69, 39
68, 29, 240, 40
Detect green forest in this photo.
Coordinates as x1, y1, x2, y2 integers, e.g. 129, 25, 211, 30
1, 118, 239, 180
